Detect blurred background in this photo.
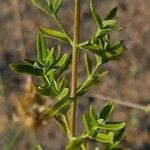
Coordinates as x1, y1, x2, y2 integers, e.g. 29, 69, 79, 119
0, 0, 150, 149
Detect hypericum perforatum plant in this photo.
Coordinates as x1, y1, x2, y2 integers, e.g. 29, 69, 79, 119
10, 0, 127, 149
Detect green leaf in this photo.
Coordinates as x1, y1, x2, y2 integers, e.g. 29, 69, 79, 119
83, 114, 91, 134
53, 0, 62, 13
95, 29, 110, 38
90, 0, 103, 28
47, 69, 56, 82
32, 0, 50, 14
37, 144, 43, 150
89, 106, 98, 124
79, 41, 101, 54
103, 20, 117, 28
54, 115, 68, 134
77, 71, 108, 96
56, 45, 61, 60
43, 98, 72, 117
95, 55, 102, 65
58, 76, 67, 92
57, 54, 72, 78
22, 59, 36, 66
10, 64, 43, 76
85, 54, 92, 76
55, 53, 68, 67
96, 132, 113, 143
113, 126, 125, 142
39, 27, 70, 44
58, 88, 69, 99
99, 102, 114, 120
67, 138, 84, 150
98, 122, 126, 131
105, 7, 118, 20
109, 141, 120, 149
111, 40, 125, 51
102, 41, 125, 62
37, 33, 48, 64
97, 119, 105, 125
34, 62, 45, 69
34, 85, 54, 97
45, 47, 55, 68
53, 80, 59, 91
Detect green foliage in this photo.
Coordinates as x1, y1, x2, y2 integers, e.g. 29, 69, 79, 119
90, 0, 103, 28
99, 102, 114, 120
32, 0, 62, 15
10, 64, 43, 76
79, 1, 125, 64
68, 103, 126, 149
10, 0, 127, 149
36, 144, 43, 150
39, 27, 70, 44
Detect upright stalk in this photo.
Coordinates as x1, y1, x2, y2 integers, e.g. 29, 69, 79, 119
70, 0, 81, 137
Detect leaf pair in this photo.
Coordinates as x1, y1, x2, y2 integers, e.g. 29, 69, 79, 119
79, 37, 125, 64
90, 0, 118, 29
68, 102, 126, 149
83, 103, 125, 142
77, 52, 107, 96
37, 33, 69, 68
77, 71, 108, 96
32, 0, 62, 15
42, 97, 73, 118
77, 0, 125, 64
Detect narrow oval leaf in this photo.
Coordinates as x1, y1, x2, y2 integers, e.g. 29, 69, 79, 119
77, 76, 98, 96
37, 33, 48, 64
77, 71, 108, 96
57, 54, 72, 78
59, 76, 67, 92
98, 122, 126, 131
37, 144, 43, 150
90, 0, 103, 28
53, 0, 62, 13
95, 55, 102, 65
58, 88, 69, 99
79, 41, 101, 53
114, 127, 125, 142
32, 0, 50, 14
105, 7, 118, 20
45, 48, 55, 67
95, 29, 110, 38
47, 69, 56, 82
54, 115, 68, 134
96, 133, 113, 143
22, 59, 36, 66
110, 40, 125, 52
89, 106, 98, 123
85, 54, 92, 76
99, 102, 114, 120
43, 98, 72, 117
55, 53, 68, 67
34, 85, 53, 97
39, 27, 70, 44
67, 138, 84, 150
10, 64, 43, 76
103, 20, 117, 28
83, 114, 91, 134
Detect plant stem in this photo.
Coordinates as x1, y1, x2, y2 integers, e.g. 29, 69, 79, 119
70, 0, 81, 137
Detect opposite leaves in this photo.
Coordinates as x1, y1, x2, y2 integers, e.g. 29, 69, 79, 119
32, 0, 62, 15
